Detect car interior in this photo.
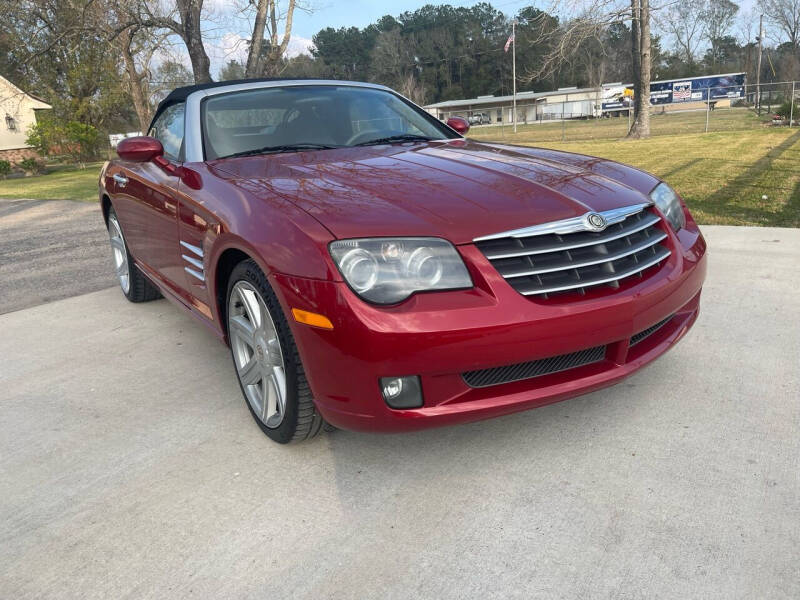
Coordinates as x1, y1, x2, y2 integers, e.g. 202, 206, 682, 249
202, 86, 448, 160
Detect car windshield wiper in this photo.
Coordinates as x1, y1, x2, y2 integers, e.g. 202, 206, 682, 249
353, 134, 435, 147
222, 143, 342, 159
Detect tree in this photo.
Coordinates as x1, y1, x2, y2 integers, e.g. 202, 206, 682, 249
519, 1, 652, 137
628, 0, 650, 138
114, 24, 166, 132
761, 0, 800, 52
219, 60, 246, 80
128, 0, 212, 83
662, 1, 707, 71
27, 117, 102, 167
703, 0, 739, 67
244, 0, 302, 77
151, 61, 194, 103
3, 0, 135, 130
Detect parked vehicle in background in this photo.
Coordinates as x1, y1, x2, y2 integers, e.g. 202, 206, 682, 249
468, 112, 490, 125
100, 79, 707, 444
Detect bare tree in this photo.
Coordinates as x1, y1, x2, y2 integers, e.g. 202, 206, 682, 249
703, 0, 739, 67
117, 26, 156, 131
521, 0, 653, 138
661, 1, 706, 68
628, 0, 650, 138
126, 0, 212, 83
761, 0, 800, 51
244, 0, 301, 77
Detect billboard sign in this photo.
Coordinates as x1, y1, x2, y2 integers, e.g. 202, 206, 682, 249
601, 73, 745, 111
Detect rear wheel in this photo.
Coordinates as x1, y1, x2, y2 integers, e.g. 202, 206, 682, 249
106, 207, 161, 302
226, 259, 324, 443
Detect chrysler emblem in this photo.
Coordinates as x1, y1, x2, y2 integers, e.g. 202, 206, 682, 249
585, 212, 607, 231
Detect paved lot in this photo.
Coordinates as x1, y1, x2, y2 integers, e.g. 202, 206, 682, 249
0, 198, 113, 314
1, 226, 798, 599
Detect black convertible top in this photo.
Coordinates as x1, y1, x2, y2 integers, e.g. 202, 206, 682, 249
158, 78, 312, 106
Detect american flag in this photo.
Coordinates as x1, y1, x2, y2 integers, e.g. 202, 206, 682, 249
504, 34, 514, 52
673, 82, 691, 101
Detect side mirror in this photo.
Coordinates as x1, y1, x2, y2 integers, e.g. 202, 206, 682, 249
117, 136, 164, 162
446, 116, 470, 135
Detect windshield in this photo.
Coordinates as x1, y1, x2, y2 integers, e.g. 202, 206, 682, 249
201, 85, 456, 160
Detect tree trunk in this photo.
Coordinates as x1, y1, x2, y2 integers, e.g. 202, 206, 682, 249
176, 0, 212, 83
246, 0, 296, 77
245, 0, 269, 78
118, 29, 152, 132
628, 0, 650, 138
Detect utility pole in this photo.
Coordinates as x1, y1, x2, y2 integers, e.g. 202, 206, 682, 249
512, 18, 518, 133
756, 14, 764, 114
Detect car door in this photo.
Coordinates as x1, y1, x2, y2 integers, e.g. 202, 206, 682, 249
110, 103, 185, 290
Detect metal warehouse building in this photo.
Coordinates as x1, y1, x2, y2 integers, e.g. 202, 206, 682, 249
423, 86, 599, 125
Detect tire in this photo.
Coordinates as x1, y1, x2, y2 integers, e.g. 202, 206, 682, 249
226, 259, 324, 444
106, 207, 161, 303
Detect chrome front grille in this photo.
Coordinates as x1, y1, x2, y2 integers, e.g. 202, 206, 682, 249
473, 205, 671, 298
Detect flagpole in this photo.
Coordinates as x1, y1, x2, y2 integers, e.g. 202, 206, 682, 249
512, 19, 517, 133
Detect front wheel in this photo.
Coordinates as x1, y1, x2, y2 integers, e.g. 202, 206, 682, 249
226, 259, 324, 443
106, 207, 161, 302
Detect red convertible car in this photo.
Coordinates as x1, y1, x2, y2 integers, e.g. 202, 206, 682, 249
100, 79, 707, 443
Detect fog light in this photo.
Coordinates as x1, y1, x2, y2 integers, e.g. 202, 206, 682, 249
380, 376, 423, 409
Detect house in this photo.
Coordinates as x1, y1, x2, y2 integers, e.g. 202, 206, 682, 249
0, 74, 52, 163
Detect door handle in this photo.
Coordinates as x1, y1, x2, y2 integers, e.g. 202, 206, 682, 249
112, 173, 129, 188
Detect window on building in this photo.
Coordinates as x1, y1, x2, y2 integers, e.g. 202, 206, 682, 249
5, 115, 17, 131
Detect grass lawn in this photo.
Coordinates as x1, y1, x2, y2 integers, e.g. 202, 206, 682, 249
0, 162, 103, 202
471, 111, 800, 228
468, 107, 765, 144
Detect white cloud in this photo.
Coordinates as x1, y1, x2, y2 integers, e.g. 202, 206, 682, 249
217, 32, 250, 64
286, 35, 314, 58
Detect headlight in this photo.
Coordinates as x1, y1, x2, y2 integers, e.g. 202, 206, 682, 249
329, 238, 472, 304
649, 182, 686, 231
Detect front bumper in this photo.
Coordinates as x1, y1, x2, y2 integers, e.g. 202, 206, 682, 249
272, 222, 707, 433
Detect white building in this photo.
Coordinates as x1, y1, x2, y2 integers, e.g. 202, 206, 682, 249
424, 86, 600, 125
0, 74, 52, 163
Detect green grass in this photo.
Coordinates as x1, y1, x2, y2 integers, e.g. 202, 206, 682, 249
469, 108, 766, 144
0, 162, 102, 202
470, 110, 800, 227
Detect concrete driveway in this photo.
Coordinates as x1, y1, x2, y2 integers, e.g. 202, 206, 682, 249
1, 226, 798, 599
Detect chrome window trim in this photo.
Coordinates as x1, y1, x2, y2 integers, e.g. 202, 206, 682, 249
184, 80, 397, 163
473, 202, 653, 242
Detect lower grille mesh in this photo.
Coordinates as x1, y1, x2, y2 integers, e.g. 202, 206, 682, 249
462, 345, 607, 388
630, 315, 673, 346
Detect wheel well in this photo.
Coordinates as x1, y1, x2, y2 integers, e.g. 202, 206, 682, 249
215, 248, 251, 330
101, 194, 111, 225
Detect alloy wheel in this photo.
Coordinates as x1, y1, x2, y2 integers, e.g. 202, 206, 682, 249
228, 281, 287, 428
107, 213, 131, 294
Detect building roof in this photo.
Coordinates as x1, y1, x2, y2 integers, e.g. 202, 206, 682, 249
0, 74, 52, 110
424, 86, 598, 110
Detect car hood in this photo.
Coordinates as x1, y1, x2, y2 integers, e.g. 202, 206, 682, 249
210, 139, 661, 244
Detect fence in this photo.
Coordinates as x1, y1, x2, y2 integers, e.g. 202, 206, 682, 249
448, 80, 800, 144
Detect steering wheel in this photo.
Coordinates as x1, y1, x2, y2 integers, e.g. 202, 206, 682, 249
345, 129, 405, 146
